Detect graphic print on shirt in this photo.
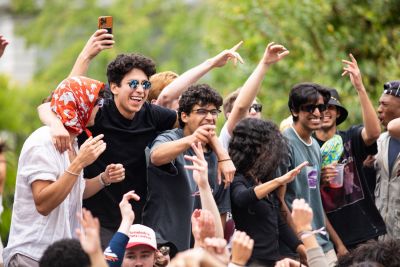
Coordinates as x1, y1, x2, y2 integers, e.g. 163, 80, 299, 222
321, 139, 365, 212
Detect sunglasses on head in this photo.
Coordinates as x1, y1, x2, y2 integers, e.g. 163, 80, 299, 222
159, 246, 170, 256
249, 103, 263, 113
300, 104, 327, 113
128, 79, 152, 90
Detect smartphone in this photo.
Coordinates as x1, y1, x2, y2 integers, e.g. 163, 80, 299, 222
98, 16, 113, 34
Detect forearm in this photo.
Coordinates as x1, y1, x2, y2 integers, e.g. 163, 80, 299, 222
38, 102, 60, 126
254, 179, 282, 199
279, 200, 297, 232
199, 183, 224, 239
227, 62, 269, 133
83, 174, 104, 199
118, 217, 133, 235
156, 60, 214, 107
208, 135, 229, 160
388, 118, 400, 138
358, 89, 381, 144
69, 53, 92, 77
150, 136, 194, 166
89, 250, 108, 267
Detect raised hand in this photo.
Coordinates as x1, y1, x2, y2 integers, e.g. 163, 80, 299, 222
184, 142, 208, 189
50, 119, 72, 153
191, 209, 216, 247
0, 35, 9, 58
291, 198, 313, 232
231, 230, 254, 266
76, 208, 101, 256
119, 190, 140, 224
262, 42, 289, 66
76, 134, 106, 168
81, 29, 114, 60
191, 124, 216, 146
208, 41, 244, 68
276, 161, 308, 185
103, 163, 125, 184
342, 53, 364, 91
203, 237, 229, 265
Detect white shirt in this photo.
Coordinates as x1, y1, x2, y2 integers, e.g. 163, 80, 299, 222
218, 122, 232, 150
3, 126, 85, 265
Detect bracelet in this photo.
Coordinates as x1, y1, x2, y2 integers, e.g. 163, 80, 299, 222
65, 169, 80, 176
298, 227, 327, 240
218, 158, 231, 163
99, 172, 111, 187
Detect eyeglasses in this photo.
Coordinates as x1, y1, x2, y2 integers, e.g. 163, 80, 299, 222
159, 246, 170, 256
128, 79, 152, 90
300, 104, 327, 113
191, 108, 221, 117
249, 103, 262, 113
95, 98, 104, 107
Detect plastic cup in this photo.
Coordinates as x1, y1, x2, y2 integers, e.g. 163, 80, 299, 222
329, 164, 345, 188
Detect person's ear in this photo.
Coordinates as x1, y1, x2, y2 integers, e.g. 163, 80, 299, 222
336, 109, 341, 119
181, 112, 189, 124
110, 82, 119, 95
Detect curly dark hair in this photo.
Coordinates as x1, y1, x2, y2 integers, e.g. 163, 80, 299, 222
288, 82, 330, 122
177, 84, 223, 128
229, 118, 288, 183
39, 239, 90, 267
106, 53, 156, 86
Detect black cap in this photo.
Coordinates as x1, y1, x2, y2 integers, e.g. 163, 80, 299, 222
327, 88, 348, 126
383, 80, 400, 97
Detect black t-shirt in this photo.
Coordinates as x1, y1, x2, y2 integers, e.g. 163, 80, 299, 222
314, 125, 386, 246
230, 173, 301, 264
80, 100, 177, 229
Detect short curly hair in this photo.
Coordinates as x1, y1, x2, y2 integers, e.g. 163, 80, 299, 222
177, 84, 223, 128
39, 239, 90, 267
229, 118, 288, 183
106, 53, 156, 87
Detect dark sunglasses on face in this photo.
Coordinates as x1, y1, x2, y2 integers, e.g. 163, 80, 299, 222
128, 79, 152, 90
95, 98, 104, 107
249, 103, 263, 113
300, 104, 327, 113
191, 108, 221, 117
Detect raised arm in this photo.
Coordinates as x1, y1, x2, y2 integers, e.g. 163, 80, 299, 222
150, 125, 215, 166
184, 142, 224, 239
342, 54, 381, 145
69, 29, 114, 77
155, 41, 244, 107
226, 42, 289, 135
388, 117, 400, 138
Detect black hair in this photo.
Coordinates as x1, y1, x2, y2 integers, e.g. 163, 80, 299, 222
229, 118, 288, 183
39, 239, 90, 267
288, 82, 330, 122
106, 53, 156, 86
177, 84, 223, 128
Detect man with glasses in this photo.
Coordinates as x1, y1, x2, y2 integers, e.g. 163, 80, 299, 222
279, 83, 342, 266
38, 53, 178, 249
313, 54, 385, 249
143, 84, 232, 252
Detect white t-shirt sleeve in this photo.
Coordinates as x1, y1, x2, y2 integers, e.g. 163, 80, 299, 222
218, 122, 232, 151
19, 144, 60, 185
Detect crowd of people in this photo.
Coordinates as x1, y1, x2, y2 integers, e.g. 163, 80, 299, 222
0, 25, 399, 267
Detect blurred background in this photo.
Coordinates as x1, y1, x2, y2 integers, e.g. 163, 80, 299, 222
0, 0, 399, 241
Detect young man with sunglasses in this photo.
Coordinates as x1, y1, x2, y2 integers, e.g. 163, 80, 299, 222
279, 83, 343, 266
219, 42, 289, 150
313, 55, 385, 249
144, 84, 231, 252
38, 53, 178, 249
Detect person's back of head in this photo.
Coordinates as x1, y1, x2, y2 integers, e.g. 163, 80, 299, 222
148, 71, 179, 103
39, 238, 90, 267
107, 53, 156, 86
222, 89, 240, 119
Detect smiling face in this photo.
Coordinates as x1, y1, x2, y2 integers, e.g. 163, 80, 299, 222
111, 68, 150, 120
321, 104, 340, 130
181, 103, 218, 135
293, 95, 325, 134
377, 94, 400, 128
